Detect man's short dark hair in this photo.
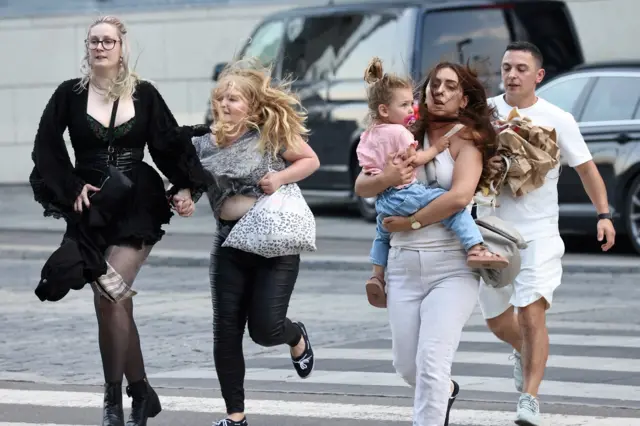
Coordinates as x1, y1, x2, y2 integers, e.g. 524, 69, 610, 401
505, 41, 543, 67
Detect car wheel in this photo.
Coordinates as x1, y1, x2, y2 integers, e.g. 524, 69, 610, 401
624, 175, 640, 254
356, 194, 378, 222
350, 155, 378, 222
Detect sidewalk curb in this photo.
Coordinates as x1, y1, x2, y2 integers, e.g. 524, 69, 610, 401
1, 244, 639, 274
0, 244, 371, 271
0, 226, 375, 242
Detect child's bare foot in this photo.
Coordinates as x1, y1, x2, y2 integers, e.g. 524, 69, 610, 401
466, 244, 509, 269
365, 266, 387, 308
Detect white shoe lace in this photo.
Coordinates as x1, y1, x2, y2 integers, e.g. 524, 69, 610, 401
214, 419, 241, 426
518, 395, 539, 413
293, 353, 313, 370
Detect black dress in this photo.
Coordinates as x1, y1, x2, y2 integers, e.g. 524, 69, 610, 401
29, 78, 210, 249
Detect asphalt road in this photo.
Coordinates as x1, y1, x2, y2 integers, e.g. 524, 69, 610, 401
0, 228, 372, 258
2, 258, 640, 425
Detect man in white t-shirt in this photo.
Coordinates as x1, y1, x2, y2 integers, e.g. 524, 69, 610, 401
476, 41, 616, 426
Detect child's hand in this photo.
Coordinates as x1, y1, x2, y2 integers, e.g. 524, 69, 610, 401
405, 145, 417, 159
434, 136, 450, 153
411, 155, 425, 168
411, 150, 431, 167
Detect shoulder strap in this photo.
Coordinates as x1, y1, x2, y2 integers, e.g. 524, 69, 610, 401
107, 98, 120, 149
425, 124, 464, 188
444, 123, 465, 138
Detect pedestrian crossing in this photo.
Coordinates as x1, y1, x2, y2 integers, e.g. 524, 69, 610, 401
1, 324, 640, 425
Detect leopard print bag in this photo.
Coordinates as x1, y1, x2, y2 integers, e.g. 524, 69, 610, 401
221, 183, 317, 258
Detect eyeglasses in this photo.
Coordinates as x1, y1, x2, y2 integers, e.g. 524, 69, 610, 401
85, 38, 120, 51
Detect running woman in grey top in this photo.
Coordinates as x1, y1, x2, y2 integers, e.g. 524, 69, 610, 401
171, 60, 320, 426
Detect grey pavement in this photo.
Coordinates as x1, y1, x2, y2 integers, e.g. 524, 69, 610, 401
0, 184, 377, 240
0, 184, 639, 273
2, 259, 640, 424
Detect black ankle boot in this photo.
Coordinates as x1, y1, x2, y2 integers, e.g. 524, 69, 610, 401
125, 378, 162, 426
102, 382, 125, 426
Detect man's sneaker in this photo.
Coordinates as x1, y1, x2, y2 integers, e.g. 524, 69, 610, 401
510, 349, 523, 392
444, 380, 460, 426
291, 321, 314, 379
515, 393, 541, 426
213, 417, 248, 426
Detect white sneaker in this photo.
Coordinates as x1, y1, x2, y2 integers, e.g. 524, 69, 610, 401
515, 393, 541, 426
510, 349, 523, 392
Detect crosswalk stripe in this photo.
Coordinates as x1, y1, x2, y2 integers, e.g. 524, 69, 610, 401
258, 348, 640, 373
0, 424, 86, 426
519, 320, 640, 332
460, 332, 640, 348
339, 332, 640, 349
3, 327, 638, 424
148, 368, 640, 401
0, 424, 85, 426
0, 389, 637, 425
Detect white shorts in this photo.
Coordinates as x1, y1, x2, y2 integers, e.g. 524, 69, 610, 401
478, 235, 565, 320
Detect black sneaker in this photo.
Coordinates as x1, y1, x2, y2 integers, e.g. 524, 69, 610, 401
444, 380, 459, 426
212, 418, 248, 426
291, 321, 314, 379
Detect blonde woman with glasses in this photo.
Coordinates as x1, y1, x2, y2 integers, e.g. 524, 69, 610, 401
29, 16, 209, 426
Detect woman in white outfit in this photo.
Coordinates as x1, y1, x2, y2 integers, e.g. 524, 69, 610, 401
355, 63, 499, 426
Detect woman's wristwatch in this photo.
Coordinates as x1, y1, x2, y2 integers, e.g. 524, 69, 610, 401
597, 212, 612, 221
409, 215, 422, 230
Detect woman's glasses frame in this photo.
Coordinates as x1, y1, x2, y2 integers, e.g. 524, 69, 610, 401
85, 38, 121, 51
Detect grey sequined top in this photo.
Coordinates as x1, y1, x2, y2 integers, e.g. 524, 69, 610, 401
191, 130, 286, 219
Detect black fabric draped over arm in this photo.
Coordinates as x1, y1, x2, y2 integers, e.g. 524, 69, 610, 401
141, 81, 212, 202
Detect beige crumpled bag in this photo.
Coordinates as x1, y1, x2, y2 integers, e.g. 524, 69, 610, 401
480, 108, 559, 197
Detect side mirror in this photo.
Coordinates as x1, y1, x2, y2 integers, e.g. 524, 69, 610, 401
212, 62, 227, 81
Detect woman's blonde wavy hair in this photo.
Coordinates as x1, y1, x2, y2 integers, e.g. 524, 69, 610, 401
75, 15, 140, 101
210, 58, 309, 156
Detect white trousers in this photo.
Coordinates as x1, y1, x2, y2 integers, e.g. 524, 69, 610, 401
386, 247, 480, 426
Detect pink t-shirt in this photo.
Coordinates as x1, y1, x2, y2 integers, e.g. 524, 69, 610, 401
356, 123, 418, 187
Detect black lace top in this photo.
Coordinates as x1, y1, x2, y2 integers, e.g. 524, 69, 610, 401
29, 78, 210, 248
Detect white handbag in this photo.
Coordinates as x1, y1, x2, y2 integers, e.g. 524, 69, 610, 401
221, 183, 317, 258
475, 215, 528, 288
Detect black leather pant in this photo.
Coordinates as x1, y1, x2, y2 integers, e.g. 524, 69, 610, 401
210, 219, 302, 414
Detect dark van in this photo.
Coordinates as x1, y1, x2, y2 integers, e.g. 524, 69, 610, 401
206, 0, 584, 221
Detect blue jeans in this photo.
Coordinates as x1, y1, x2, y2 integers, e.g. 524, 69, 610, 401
370, 183, 484, 267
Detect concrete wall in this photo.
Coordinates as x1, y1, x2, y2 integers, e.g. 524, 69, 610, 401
567, 0, 640, 62
1, 0, 639, 184
0, 3, 292, 184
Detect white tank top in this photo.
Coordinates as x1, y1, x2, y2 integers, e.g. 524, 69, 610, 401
390, 124, 468, 252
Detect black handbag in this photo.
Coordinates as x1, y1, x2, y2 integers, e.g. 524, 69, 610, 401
89, 98, 134, 206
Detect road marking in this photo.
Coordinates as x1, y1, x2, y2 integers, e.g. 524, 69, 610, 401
148, 368, 640, 401
457, 331, 640, 348
0, 389, 637, 425
0, 424, 86, 426
0, 424, 88, 426
529, 320, 640, 332
258, 348, 640, 372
